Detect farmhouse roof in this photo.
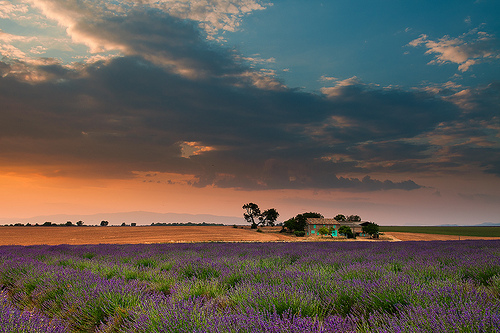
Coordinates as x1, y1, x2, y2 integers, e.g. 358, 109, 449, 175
306, 217, 367, 227
306, 218, 340, 225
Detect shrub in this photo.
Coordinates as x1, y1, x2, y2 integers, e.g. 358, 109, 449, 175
294, 230, 306, 237
338, 226, 355, 238
318, 226, 329, 236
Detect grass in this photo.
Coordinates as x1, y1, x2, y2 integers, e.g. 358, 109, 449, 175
380, 226, 500, 237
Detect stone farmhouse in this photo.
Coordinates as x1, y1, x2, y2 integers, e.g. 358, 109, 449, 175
306, 218, 370, 237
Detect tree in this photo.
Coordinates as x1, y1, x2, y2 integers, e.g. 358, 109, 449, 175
65, 221, 73, 226
283, 212, 323, 232
318, 226, 329, 236
338, 225, 354, 238
334, 214, 346, 222
347, 215, 361, 222
283, 218, 297, 231
362, 222, 379, 238
100, 220, 109, 226
259, 208, 279, 226
243, 203, 261, 229
243, 203, 280, 228
76, 220, 84, 226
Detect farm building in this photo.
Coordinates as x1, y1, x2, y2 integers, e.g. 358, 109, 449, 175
306, 218, 367, 237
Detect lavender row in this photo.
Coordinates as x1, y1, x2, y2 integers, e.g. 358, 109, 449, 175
1, 240, 500, 332
0, 290, 67, 333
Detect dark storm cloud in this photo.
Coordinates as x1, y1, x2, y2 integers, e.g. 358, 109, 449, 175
0, 9, 497, 191
426, 83, 500, 176
73, 10, 245, 78
322, 84, 458, 141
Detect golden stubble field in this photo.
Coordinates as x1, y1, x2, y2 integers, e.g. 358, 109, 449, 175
1, 226, 500, 246
0, 226, 292, 245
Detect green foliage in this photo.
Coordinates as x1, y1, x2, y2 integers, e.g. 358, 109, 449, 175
334, 293, 357, 316
294, 230, 305, 237
83, 252, 95, 259
347, 215, 361, 222
159, 262, 173, 271
284, 212, 323, 232
259, 208, 279, 226
362, 222, 380, 237
182, 264, 221, 280
317, 226, 329, 236
243, 203, 280, 227
338, 225, 354, 238
462, 265, 500, 286
176, 280, 226, 300
283, 218, 296, 231
242, 203, 261, 227
388, 262, 404, 273
334, 214, 346, 222
135, 258, 157, 269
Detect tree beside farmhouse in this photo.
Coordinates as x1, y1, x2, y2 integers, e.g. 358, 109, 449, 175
362, 222, 380, 238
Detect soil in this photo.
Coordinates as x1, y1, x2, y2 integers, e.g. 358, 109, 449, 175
1, 226, 499, 246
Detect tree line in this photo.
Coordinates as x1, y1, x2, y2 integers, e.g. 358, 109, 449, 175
242, 203, 379, 238
4, 221, 119, 227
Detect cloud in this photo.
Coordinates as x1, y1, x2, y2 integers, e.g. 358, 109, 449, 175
320, 76, 362, 97
403, 83, 500, 176
409, 28, 500, 71
0, 1, 498, 193
0, 49, 460, 191
0, 1, 28, 19
319, 75, 338, 82
29, 0, 268, 43
319, 77, 458, 141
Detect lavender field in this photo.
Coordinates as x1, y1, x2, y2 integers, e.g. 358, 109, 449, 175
1, 241, 500, 332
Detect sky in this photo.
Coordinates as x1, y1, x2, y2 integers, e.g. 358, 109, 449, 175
0, 0, 499, 225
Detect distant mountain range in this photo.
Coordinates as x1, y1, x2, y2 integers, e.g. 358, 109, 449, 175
0, 211, 245, 226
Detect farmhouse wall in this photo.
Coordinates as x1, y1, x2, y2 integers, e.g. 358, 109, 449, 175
306, 218, 366, 237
